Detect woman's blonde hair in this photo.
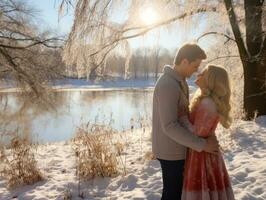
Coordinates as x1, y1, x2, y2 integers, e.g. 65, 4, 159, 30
190, 65, 232, 128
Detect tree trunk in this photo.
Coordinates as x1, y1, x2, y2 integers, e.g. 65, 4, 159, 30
155, 63, 159, 81
224, 0, 266, 119
134, 66, 137, 79
154, 51, 160, 81
89, 64, 98, 81
89, 68, 97, 81
243, 61, 266, 119
243, 0, 266, 119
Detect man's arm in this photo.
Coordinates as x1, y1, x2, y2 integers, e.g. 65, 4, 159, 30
157, 83, 206, 152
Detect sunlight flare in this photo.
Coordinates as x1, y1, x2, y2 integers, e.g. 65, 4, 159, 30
140, 7, 159, 25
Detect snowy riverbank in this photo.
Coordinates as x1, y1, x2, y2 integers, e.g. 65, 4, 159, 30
0, 117, 265, 200
0, 78, 156, 93
0, 77, 199, 93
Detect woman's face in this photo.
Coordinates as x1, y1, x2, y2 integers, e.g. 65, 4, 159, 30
195, 70, 208, 89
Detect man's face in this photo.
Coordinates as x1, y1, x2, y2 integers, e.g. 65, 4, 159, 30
182, 59, 202, 78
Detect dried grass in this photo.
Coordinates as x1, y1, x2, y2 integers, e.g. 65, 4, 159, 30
114, 142, 124, 156
72, 123, 121, 180
144, 151, 156, 161
0, 136, 43, 188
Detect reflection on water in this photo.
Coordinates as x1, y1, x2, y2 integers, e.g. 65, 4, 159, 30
0, 90, 153, 144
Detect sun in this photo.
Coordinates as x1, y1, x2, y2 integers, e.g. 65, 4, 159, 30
140, 7, 159, 25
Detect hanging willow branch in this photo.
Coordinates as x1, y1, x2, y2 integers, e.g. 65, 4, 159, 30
63, 0, 220, 80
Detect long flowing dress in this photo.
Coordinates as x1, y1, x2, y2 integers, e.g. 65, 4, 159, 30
181, 97, 235, 200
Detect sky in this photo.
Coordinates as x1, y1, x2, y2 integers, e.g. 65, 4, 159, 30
30, 0, 211, 51
29, 0, 74, 35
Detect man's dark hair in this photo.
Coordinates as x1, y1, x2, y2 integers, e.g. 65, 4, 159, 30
174, 43, 207, 65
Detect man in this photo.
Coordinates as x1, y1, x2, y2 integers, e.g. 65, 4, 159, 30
152, 43, 219, 200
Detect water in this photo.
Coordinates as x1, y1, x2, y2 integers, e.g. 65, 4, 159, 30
0, 90, 153, 144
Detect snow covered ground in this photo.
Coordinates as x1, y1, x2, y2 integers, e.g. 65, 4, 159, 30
0, 77, 197, 92
0, 78, 264, 199
53, 78, 157, 90
0, 78, 157, 93
0, 117, 265, 200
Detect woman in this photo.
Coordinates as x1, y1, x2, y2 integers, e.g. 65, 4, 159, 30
181, 65, 235, 200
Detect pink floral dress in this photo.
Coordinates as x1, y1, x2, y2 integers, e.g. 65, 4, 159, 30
181, 98, 235, 200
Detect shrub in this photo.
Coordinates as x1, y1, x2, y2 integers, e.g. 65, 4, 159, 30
0, 136, 43, 188
72, 124, 120, 180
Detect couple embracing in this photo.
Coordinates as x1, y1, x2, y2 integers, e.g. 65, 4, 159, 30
152, 43, 235, 200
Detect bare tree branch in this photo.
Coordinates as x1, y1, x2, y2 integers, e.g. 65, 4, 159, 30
0, 38, 64, 49
0, 47, 40, 96
197, 31, 235, 42
246, 91, 266, 99
205, 55, 240, 64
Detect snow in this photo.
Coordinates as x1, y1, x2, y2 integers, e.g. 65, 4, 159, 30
223, 119, 266, 200
1, 117, 266, 200
1, 77, 197, 92
53, 78, 156, 89
0, 78, 157, 93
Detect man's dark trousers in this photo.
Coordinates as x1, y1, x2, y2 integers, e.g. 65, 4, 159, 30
158, 159, 185, 200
